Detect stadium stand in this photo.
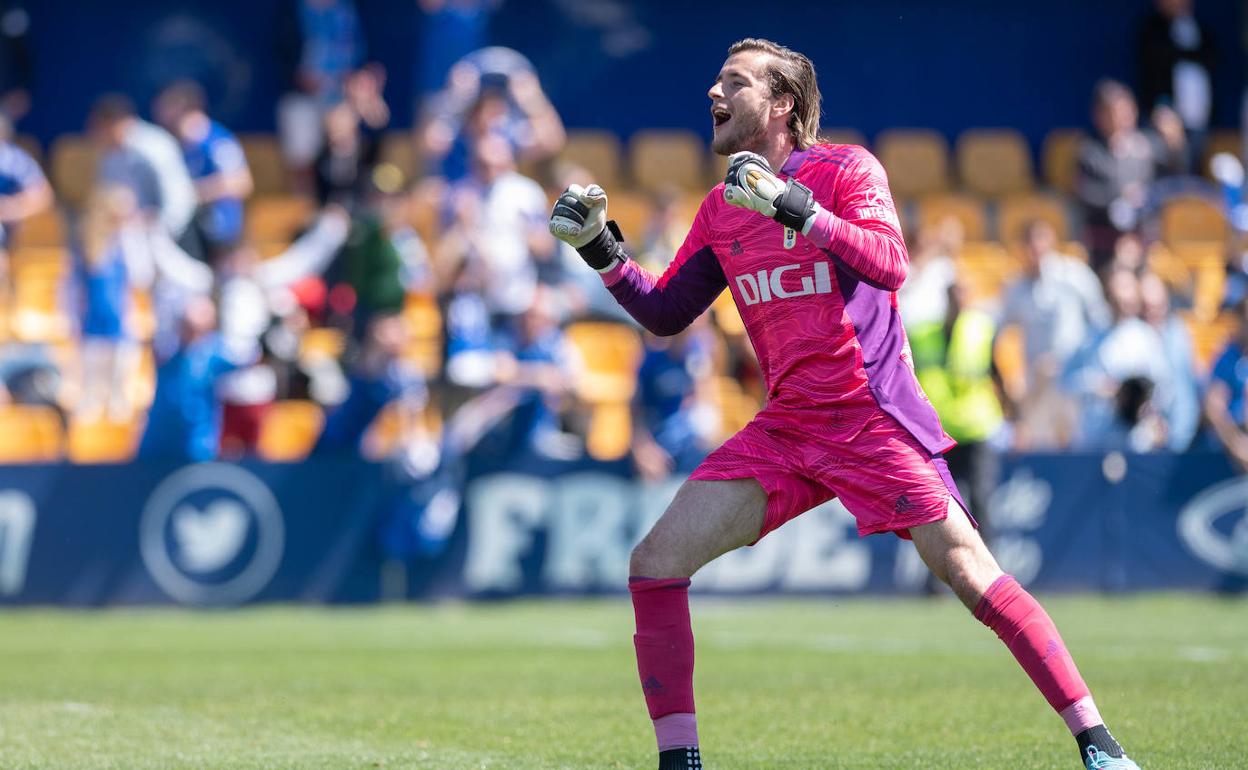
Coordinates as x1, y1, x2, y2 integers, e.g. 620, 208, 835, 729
956, 128, 1035, 197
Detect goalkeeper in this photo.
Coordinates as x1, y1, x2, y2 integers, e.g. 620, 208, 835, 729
549, 38, 1141, 770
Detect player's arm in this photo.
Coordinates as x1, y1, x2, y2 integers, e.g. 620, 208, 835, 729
723, 149, 908, 291
549, 185, 726, 336
0, 149, 51, 224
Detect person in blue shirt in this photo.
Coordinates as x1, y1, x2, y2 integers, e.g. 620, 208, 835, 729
153, 81, 253, 260
632, 318, 720, 479
74, 186, 142, 422
0, 112, 52, 254
315, 312, 428, 457
1205, 296, 1248, 469
138, 296, 258, 463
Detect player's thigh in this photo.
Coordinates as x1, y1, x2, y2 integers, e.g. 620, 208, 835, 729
631, 477, 768, 579
908, 499, 1002, 609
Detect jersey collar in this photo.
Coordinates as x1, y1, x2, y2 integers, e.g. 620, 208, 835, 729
780, 147, 809, 177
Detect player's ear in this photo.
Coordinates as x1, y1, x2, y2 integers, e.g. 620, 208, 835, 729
771, 92, 795, 120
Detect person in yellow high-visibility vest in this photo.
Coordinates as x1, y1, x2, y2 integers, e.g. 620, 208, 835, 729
908, 279, 1007, 543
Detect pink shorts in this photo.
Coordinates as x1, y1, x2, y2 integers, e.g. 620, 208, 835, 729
690, 406, 972, 542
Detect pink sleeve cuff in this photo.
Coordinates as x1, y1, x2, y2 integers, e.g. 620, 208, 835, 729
598, 258, 628, 287
802, 206, 840, 251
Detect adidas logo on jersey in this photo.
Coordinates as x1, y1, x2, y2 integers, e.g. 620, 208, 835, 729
734, 260, 833, 305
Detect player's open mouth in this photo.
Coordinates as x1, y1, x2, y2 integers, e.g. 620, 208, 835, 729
712, 107, 731, 127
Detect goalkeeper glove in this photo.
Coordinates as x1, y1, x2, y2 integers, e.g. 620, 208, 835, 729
549, 183, 626, 271
723, 151, 817, 234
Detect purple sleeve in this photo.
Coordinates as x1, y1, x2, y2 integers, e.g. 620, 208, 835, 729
602, 249, 726, 336
600, 195, 726, 336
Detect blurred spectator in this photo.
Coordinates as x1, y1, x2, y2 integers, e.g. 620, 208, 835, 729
899, 215, 961, 330
1141, 271, 1200, 450
337, 184, 432, 335
138, 296, 259, 462
0, 342, 62, 423
637, 187, 688, 272
275, 0, 365, 185
153, 80, 254, 261
143, 209, 351, 456
1000, 220, 1110, 447
314, 101, 379, 211
1138, 0, 1215, 160
90, 94, 197, 245
491, 287, 581, 459
74, 186, 143, 422
420, 47, 565, 182
441, 258, 496, 392
315, 312, 430, 459
1077, 79, 1186, 268
0, 1, 31, 122
435, 132, 555, 321
0, 111, 51, 274
1205, 297, 1248, 471
1062, 270, 1174, 451
1221, 229, 1248, 311
910, 277, 1004, 533
632, 318, 720, 481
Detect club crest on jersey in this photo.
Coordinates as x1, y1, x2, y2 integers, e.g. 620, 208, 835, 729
735, 260, 832, 305
783, 226, 796, 250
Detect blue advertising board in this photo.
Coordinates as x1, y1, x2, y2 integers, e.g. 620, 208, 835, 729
0, 451, 1245, 606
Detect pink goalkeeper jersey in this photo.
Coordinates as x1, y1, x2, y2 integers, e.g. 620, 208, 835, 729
602, 143, 954, 455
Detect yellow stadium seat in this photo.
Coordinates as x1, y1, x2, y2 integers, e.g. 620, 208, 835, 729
993, 324, 1027, 399
1184, 311, 1237, 373
876, 129, 950, 200
49, 134, 100, 209
0, 405, 64, 463
559, 130, 624, 190
404, 293, 443, 377
957, 129, 1034, 197
712, 376, 759, 440
586, 401, 632, 461
600, 190, 650, 241
711, 289, 744, 335
1041, 128, 1083, 195
1202, 129, 1241, 178
128, 289, 156, 342
238, 134, 289, 196
363, 400, 440, 458
246, 195, 315, 243
378, 130, 418, 181
10, 259, 70, 342
299, 327, 346, 363
257, 400, 324, 462
1161, 196, 1227, 246
915, 193, 988, 241
630, 130, 706, 192
997, 193, 1069, 244
957, 241, 1022, 304
1146, 242, 1193, 295
564, 321, 643, 404
16, 210, 65, 248
820, 127, 867, 148
67, 419, 140, 464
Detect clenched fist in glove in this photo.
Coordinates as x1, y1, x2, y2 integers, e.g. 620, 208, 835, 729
723, 151, 818, 234
549, 183, 626, 271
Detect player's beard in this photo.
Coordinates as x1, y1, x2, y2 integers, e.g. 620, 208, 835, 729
711, 100, 769, 156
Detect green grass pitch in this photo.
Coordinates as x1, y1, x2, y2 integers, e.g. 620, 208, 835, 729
0, 595, 1244, 769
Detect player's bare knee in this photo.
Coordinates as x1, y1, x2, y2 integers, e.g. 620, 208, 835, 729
629, 533, 683, 578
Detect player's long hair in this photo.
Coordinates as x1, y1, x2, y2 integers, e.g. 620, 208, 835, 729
728, 38, 822, 150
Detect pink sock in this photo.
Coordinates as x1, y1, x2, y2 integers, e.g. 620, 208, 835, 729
629, 576, 698, 750
974, 574, 1098, 733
